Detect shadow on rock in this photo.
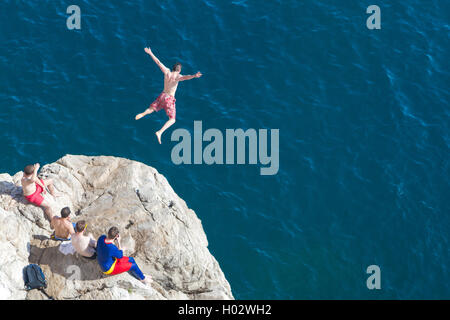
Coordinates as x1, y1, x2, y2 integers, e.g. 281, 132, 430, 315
0, 180, 18, 193
32, 235, 50, 241
0, 181, 25, 201
29, 243, 106, 281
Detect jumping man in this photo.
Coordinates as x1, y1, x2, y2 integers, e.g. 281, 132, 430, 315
135, 47, 202, 144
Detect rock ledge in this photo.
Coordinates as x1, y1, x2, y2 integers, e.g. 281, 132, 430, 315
0, 155, 233, 300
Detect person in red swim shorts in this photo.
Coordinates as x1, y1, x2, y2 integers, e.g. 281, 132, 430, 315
21, 163, 60, 220
135, 46, 203, 144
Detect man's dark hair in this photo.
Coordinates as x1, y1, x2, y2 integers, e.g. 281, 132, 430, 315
23, 165, 34, 176
172, 62, 182, 72
75, 220, 86, 233
61, 207, 71, 218
108, 226, 120, 239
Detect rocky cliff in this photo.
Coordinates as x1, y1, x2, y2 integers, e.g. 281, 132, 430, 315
0, 155, 233, 300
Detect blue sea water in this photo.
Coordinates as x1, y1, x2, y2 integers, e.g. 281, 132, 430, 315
0, 0, 449, 299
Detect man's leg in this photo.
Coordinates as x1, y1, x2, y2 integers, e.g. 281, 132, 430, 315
155, 118, 175, 144
40, 199, 54, 221
127, 257, 145, 280
43, 179, 60, 197
135, 107, 155, 120
128, 257, 152, 285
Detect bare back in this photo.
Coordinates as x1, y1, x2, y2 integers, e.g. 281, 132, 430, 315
51, 217, 74, 239
163, 71, 181, 97
21, 176, 38, 196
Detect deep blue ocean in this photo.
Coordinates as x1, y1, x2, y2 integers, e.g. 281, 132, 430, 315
1, 0, 449, 299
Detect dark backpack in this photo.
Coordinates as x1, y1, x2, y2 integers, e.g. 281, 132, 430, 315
23, 264, 55, 299
24, 264, 47, 291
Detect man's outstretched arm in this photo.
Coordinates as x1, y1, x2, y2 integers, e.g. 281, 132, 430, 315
32, 163, 40, 181
178, 72, 203, 81
144, 47, 169, 74
32, 163, 47, 192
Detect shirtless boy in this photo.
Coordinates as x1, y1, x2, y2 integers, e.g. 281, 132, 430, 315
72, 220, 97, 259
21, 163, 59, 220
135, 47, 203, 144
50, 207, 75, 241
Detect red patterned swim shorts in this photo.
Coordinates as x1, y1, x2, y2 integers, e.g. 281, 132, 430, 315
150, 92, 176, 119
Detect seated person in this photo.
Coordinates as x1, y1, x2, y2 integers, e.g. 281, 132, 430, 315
21, 163, 60, 220
71, 220, 97, 260
50, 207, 75, 241
97, 226, 152, 285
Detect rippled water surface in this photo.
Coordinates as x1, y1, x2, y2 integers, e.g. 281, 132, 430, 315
0, 0, 449, 299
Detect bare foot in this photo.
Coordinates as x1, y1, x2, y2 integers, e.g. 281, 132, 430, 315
141, 275, 153, 286
135, 113, 145, 120
155, 131, 162, 144
52, 191, 63, 198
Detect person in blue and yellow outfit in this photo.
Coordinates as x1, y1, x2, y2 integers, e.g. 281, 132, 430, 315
97, 226, 152, 285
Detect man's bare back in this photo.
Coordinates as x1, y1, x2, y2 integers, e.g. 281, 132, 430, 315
21, 176, 39, 196
51, 217, 74, 239
21, 163, 45, 196
51, 207, 75, 239
21, 163, 59, 220
163, 71, 181, 97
